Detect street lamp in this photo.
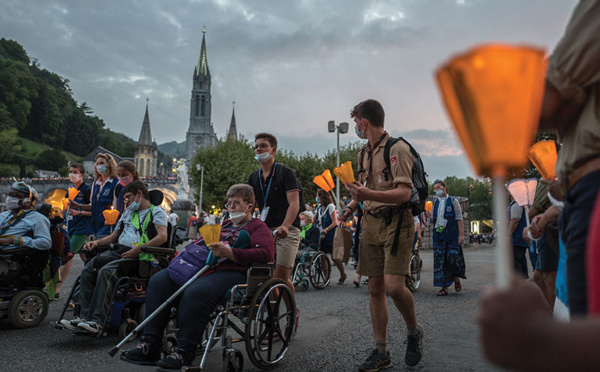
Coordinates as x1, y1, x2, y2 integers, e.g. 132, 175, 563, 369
328, 120, 349, 209
196, 163, 204, 212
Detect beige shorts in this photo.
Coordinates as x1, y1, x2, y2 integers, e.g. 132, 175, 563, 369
357, 210, 414, 277
273, 226, 301, 269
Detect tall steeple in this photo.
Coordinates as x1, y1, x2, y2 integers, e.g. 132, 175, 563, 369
186, 27, 217, 165
227, 101, 238, 141
195, 28, 210, 78
135, 98, 158, 178
138, 99, 153, 145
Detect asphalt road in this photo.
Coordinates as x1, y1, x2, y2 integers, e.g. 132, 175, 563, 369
0, 244, 507, 372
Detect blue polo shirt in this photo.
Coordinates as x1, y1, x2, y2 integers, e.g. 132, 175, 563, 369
67, 182, 92, 236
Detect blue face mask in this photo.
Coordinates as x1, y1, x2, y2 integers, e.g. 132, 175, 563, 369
97, 165, 107, 175
127, 194, 141, 212
355, 124, 366, 139
435, 189, 445, 198
315, 196, 319, 203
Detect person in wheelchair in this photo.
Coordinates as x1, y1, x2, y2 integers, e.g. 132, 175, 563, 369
121, 184, 274, 370
0, 182, 51, 252
0, 182, 51, 287
59, 181, 168, 334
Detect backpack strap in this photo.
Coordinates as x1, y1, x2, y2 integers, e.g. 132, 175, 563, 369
382, 137, 400, 181
358, 148, 367, 177
132, 205, 154, 244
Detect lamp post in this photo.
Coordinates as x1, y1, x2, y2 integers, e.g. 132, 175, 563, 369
196, 164, 204, 213
328, 120, 349, 210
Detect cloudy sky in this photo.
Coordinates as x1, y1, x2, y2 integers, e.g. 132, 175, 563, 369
1, 0, 577, 180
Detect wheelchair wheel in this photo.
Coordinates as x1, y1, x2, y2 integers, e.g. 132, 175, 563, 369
118, 319, 139, 342
7, 289, 49, 328
309, 253, 331, 290
291, 263, 303, 289
222, 349, 244, 372
406, 255, 422, 292
245, 278, 295, 369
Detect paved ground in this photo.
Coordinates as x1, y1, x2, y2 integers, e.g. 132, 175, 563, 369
0, 244, 508, 372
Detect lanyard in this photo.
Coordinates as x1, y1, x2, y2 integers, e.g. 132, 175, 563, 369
258, 162, 277, 207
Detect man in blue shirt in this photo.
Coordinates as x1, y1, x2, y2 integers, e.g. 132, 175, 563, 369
0, 182, 51, 250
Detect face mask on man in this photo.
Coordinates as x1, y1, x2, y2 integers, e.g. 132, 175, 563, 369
254, 152, 271, 163
5, 196, 21, 210
69, 173, 82, 183
126, 194, 141, 212
435, 189, 445, 198
97, 165, 107, 175
119, 176, 132, 187
300, 220, 306, 227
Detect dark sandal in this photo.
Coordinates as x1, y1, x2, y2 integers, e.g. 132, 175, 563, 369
338, 274, 347, 285
437, 288, 448, 296
455, 281, 462, 292
353, 280, 360, 288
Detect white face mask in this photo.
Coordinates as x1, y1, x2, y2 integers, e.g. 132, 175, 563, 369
300, 220, 306, 227
126, 194, 141, 212
230, 211, 247, 224
69, 173, 82, 183
255, 152, 271, 163
6, 196, 22, 210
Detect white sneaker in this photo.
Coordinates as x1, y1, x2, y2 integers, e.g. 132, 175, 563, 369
77, 320, 102, 334
59, 317, 83, 331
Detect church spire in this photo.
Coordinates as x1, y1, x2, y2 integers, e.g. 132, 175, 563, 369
196, 28, 210, 77
138, 98, 153, 146
228, 101, 238, 141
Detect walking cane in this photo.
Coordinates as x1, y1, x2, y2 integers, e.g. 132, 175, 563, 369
108, 251, 219, 357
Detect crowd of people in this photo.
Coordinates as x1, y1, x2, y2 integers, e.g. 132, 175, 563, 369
1, 3, 599, 370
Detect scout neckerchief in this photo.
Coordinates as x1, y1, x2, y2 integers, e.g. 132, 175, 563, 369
362, 132, 388, 184
132, 205, 155, 261
0, 209, 33, 236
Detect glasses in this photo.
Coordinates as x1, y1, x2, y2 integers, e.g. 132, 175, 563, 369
254, 143, 270, 150
123, 193, 135, 203
226, 200, 247, 208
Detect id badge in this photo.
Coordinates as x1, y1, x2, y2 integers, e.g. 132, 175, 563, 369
67, 215, 73, 221
438, 219, 447, 228
260, 207, 270, 222
132, 241, 139, 247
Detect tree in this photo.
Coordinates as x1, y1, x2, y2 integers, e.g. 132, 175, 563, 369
35, 148, 67, 171
190, 137, 256, 211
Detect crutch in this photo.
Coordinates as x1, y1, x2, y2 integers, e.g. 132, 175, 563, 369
109, 251, 220, 357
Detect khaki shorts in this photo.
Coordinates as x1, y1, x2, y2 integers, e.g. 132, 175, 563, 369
273, 226, 301, 269
357, 210, 414, 277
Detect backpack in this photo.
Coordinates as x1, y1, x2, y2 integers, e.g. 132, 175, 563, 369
359, 136, 428, 216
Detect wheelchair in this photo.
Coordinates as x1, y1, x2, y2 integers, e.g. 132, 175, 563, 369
0, 247, 50, 328
150, 263, 296, 371
291, 243, 330, 291
405, 239, 423, 292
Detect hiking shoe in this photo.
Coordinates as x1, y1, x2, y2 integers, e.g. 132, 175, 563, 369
77, 320, 102, 334
157, 347, 195, 369
121, 341, 161, 365
358, 349, 392, 372
405, 323, 424, 366
59, 317, 84, 331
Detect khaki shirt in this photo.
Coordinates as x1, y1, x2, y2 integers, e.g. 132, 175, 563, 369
357, 135, 414, 213
548, 0, 600, 182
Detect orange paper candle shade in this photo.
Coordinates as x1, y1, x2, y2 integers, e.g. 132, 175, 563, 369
436, 44, 547, 177
321, 170, 335, 190
333, 161, 355, 184
528, 141, 557, 180
313, 175, 333, 192
506, 178, 538, 207
62, 198, 69, 210
424, 200, 433, 212
103, 208, 120, 225
68, 187, 79, 201
199, 224, 221, 245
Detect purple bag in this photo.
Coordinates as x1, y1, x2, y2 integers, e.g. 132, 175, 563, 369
167, 242, 210, 286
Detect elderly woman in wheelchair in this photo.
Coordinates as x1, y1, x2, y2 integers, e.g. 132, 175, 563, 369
0, 182, 52, 328
121, 184, 280, 370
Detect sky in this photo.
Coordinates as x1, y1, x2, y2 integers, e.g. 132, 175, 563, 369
0, 0, 578, 180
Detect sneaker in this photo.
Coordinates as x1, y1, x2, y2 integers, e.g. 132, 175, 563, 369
157, 347, 195, 369
405, 324, 424, 367
77, 320, 102, 334
358, 349, 392, 372
121, 341, 161, 365
59, 317, 84, 331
